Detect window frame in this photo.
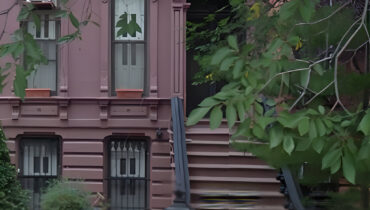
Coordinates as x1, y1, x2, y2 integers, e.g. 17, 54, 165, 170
107, 137, 149, 209
23, 11, 60, 96
18, 136, 61, 210
110, 0, 148, 96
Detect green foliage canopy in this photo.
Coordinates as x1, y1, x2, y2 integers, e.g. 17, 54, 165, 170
187, 0, 370, 186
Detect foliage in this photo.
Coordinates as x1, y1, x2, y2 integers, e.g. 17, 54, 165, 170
325, 188, 365, 210
187, 0, 370, 189
116, 12, 142, 38
41, 179, 91, 210
0, 0, 98, 98
0, 130, 29, 210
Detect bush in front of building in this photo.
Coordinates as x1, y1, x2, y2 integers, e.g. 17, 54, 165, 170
41, 179, 92, 210
0, 133, 29, 210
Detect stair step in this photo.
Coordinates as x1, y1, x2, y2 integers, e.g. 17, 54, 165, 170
186, 127, 230, 135
191, 189, 283, 197
191, 203, 285, 210
187, 163, 273, 170
186, 140, 230, 145
190, 176, 279, 183
185, 151, 254, 157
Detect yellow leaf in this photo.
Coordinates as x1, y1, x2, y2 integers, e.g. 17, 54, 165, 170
295, 39, 302, 51
247, 3, 261, 21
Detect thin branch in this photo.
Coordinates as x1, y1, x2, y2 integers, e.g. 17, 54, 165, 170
328, 100, 339, 114
304, 81, 334, 105
289, 69, 312, 111
0, 1, 17, 40
258, 56, 332, 94
295, 1, 351, 26
332, 0, 369, 114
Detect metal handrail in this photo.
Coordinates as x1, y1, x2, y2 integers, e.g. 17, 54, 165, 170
165, 97, 191, 210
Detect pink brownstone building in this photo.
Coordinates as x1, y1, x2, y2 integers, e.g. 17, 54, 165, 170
0, 0, 283, 209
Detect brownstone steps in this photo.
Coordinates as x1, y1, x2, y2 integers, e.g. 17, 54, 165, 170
180, 122, 285, 209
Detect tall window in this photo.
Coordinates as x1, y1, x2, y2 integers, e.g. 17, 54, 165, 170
27, 14, 58, 94
109, 139, 148, 209
112, 0, 146, 92
19, 138, 59, 210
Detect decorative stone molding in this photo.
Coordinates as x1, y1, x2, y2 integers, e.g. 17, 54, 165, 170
171, 2, 190, 98
99, 100, 109, 121
11, 100, 20, 120
58, 100, 69, 120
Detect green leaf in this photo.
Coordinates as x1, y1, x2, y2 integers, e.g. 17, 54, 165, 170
358, 110, 370, 135
283, 136, 295, 155
341, 120, 352, 127
13, 65, 27, 98
296, 138, 312, 151
69, 12, 80, 29
298, 117, 309, 136
342, 150, 356, 184
315, 119, 326, 137
330, 158, 341, 174
31, 13, 41, 32
287, 36, 299, 46
252, 124, 264, 139
232, 59, 244, 79
300, 70, 309, 86
51, 10, 68, 18
256, 116, 275, 129
220, 57, 237, 71
313, 64, 324, 75
233, 119, 251, 138
226, 104, 237, 128
279, 0, 298, 20
322, 148, 341, 170
186, 107, 211, 126
17, 6, 30, 21
358, 141, 370, 160
269, 126, 283, 148
308, 120, 317, 139
236, 101, 245, 121
199, 97, 219, 107
211, 47, 233, 65
227, 35, 238, 51
58, 34, 76, 44
318, 105, 325, 115
299, 0, 314, 22
254, 103, 263, 115
209, 106, 223, 130
312, 138, 325, 154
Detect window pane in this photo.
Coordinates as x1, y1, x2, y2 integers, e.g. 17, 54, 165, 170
120, 158, 126, 175
114, 0, 145, 41
43, 157, 49, 174
114, 43, 144, 89
34, 157, 40, 173
130, 158, 135, 175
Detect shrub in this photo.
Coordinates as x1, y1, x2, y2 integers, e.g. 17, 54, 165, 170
0, 132, 29, 210
41, 179, 92, 210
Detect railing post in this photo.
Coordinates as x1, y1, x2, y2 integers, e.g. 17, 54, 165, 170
166, 97, 191, 210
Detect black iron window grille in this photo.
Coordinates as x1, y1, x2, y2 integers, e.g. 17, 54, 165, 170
108, 139, 148, 210
18, 138, 59, 210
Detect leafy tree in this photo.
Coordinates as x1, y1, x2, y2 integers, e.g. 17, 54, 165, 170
187, 0, 370, 208
0, 130, 29, 210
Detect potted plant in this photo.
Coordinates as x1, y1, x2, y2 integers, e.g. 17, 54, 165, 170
115, 89, 143, 99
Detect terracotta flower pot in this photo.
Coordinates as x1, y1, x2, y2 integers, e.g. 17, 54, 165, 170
25, 88, 51, 98
116, 89, 143, 99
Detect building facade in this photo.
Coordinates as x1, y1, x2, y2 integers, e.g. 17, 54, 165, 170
0, 0, 189, 209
